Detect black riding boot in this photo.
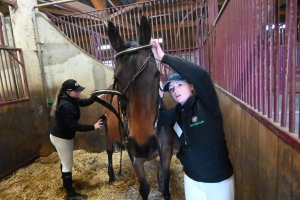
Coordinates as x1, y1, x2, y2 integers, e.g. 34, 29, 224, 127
62, 172, 87, 200
61, 165, 73, 183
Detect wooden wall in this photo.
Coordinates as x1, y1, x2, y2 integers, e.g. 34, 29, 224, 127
216, 87, 300, 200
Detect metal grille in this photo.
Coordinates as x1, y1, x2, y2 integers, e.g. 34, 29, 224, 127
0, 47, 29, 105
213, 0, 300, 134
49, 0, 205, 81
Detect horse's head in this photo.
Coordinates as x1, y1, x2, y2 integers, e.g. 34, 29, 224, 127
108, 16, 160, 158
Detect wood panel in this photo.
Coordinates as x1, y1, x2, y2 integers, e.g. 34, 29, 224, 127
249, 116, 259, 199
241, 111, 256, 199
233, 103, 242, 199
292, 149, 300, 200
258, 122, 268, 200
265, 128, 278, 199
218, 90, 234, 162
216, 88, 300, 200
277, 139, 293, 200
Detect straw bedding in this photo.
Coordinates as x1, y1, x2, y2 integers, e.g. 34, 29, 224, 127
0, 150, 185, 199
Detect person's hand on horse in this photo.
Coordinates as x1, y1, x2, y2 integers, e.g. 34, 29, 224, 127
94, 119, 103, 130
96, 94, 105, 99
150, 39, 165, 61
159, 81, 164, 98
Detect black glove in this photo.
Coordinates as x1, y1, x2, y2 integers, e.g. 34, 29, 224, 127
91, 94, 98, 101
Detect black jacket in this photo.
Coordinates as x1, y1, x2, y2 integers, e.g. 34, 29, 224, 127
158, 54, 233, 183
50, 93, 96, 140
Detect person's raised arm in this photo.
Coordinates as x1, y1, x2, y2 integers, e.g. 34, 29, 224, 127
151, 39, 221, 116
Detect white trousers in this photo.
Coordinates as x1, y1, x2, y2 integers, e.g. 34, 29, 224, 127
184, 174, 235, 200
50, 134, 74, 173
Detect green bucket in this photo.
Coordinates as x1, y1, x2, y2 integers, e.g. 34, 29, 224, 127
47, 99, 54, 107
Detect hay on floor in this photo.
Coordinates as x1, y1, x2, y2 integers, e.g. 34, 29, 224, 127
0, 150, 185, 200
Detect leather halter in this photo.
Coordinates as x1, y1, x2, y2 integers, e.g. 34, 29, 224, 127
93, 44, 165, 185
115, 44, 152, 60
92, 44, 154, 139
113, 44, 153, 136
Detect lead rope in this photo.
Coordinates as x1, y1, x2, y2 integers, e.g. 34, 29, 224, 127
116, 87, 123, 175
156, 78, 165, 191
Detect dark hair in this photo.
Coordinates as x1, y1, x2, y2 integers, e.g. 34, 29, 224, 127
187, 81, 195, 94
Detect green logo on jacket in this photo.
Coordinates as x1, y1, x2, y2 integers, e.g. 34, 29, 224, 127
190, 120, 204, 127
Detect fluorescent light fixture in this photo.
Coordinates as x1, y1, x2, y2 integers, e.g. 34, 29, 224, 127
279, 24, 285, 29
266, 24, 275, 30
97, 45, 110, 50
265, 24, 286, 30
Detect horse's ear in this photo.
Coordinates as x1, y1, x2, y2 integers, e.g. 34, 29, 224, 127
108, 21, 127, 52
138, 16, 151, 45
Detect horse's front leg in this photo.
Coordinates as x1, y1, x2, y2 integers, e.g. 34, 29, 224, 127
106, 129, 116, 183
157, 126, 175, 200
161, 145, 173, 200
132, 158, 150, 200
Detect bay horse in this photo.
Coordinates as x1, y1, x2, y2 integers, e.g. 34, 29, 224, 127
99, 16, 174, 200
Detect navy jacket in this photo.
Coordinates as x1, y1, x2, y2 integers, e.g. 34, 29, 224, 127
51, 93, 96, 140
158, 54, 233, 182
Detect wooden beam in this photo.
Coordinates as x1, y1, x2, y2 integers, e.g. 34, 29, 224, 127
0, 4, 9, 14
57, 1, 97, 13
91, 0, 107, 10
1, 0, 17, 7
108, 0, 122, 7
39, 7, 74, 15
137, 0, 155, 2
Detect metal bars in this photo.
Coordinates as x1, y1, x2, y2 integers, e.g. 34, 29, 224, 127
0, 48, 29, 105
49, 0, 204, 81
213, 0, 300, 134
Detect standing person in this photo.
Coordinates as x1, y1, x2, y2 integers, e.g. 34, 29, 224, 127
151, 40, 235, 200
50, 79, 104, 200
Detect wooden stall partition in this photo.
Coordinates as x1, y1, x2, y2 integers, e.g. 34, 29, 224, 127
217, 87, 300, 200
277, 139, 293, 200
292, 149, 300, 200
249, 115, 259, 199
241, 111, 257, 199
218, 90, 235, 162
265, 128, 278, 199
233, 103, 243, 198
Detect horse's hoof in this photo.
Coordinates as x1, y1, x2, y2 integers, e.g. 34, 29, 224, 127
164, 195, 171, 200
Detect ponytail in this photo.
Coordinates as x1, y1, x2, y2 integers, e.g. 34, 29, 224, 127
50, 87, 64, 117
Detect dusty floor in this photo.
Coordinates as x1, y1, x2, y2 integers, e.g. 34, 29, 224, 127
0, 150, 185, 200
